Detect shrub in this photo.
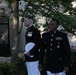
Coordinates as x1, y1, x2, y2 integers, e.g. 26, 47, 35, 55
0, 62, 18, 75
0, 56, 27, 75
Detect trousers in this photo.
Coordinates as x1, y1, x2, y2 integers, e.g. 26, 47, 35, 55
25, 60, 40, 75
47, 71, 66, 75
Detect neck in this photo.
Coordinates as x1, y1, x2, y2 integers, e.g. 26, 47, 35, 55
50, 29, 57, 32
28, 24, 33, 28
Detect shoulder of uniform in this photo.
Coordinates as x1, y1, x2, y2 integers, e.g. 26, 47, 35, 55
33, 26, 41, 33
58, 30, 67, 36
32, 26, 36, 29
42, 31, 48, 36
58, 30, 67, 34
33, 26, 38, 30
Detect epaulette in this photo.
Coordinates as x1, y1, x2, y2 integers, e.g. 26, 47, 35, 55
58, 30, 67, 34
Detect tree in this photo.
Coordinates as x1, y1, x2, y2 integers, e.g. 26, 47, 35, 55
6, 0, 76, 63
19, 0, 76, 35
6, 0, 19, 62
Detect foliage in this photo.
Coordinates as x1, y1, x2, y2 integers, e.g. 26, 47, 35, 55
0, 55, 76, 75
6, 0, 76, 35
70, 52, 76, 75
20, 0, 76, 35
17, 57, 27, 75
0, 57, 27, 75
53, 12, 76, 35
0, 62, 18, 75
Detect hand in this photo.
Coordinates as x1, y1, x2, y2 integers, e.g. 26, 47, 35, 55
38, 64, 42, 71
24, 52, 30, 56
64, 67, 69, 73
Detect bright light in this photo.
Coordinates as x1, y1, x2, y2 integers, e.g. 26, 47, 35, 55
39, 25, 44, 32
0, 2, 8, 8
13, 17, 17, 25
72, 1, 76, 8
19, 16, 22, 20
13, 17, 17, 29
68, 33, 76, 46
37, 16, 46, 25
71, 36, 76, 42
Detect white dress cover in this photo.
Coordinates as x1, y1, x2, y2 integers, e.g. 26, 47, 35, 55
24, 42, 35, 54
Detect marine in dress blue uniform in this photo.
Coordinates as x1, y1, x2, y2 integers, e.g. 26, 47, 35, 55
25, 26, 41, 62
39, 18, 71, 75
24, 16, 41, 75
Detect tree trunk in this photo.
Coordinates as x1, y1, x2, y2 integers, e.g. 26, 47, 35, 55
11, 0, 19, 63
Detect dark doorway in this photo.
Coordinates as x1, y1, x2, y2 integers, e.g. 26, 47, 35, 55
0, 16, 11, 57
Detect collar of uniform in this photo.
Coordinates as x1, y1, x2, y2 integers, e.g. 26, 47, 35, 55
27, 25, 33, 30
50, 30, 57, 34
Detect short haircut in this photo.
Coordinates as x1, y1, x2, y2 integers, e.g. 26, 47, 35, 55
51, 18, 60, 26
25, 15, 33, 19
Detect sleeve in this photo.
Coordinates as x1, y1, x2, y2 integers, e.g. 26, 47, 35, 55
62, 34, 71, 68
29, 30, 41, 55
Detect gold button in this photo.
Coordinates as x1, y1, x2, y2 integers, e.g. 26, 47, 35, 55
52, 34, 54, 36
50, 49, 52, 51
51, 39, 53, 41
58, 42, 60, 44
50, 44, 53, 46
57, 45, 60, 48
60, 58, 62, 60
45, 42, 46, 44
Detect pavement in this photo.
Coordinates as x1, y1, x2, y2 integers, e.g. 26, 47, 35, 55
0, 57, 11, 63
0, 52, 24, 63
